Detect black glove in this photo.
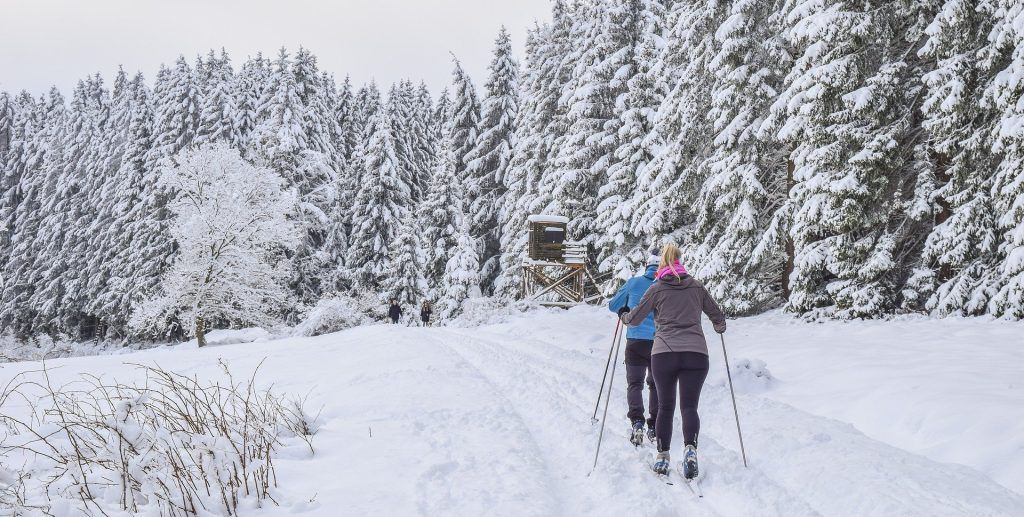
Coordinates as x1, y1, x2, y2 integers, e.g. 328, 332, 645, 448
617, 306, 630, 316
714, 322, 726, 334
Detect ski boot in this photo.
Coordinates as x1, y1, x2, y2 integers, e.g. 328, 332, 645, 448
652, 451, 670, 476
630, 420, 645, 447
646, 426, 656, 444
682, 444, 699, 480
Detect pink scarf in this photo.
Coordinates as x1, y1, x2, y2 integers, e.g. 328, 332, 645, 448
655, 261, 688, 280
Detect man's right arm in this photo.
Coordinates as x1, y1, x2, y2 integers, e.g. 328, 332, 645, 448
608, 279, 632, 314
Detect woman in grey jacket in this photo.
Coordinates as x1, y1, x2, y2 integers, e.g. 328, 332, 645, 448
620, 243, 726, 479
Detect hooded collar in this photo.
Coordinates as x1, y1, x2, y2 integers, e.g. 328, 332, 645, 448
660, 273, 698, 288
655, 261, 688, 280
643, 264, 658, 279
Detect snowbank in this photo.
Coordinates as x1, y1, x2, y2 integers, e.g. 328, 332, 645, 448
446, 297, 550, 327
292, 296, 374, 337
730, 309, 1024, 495
180, 326, 272, 347
1, 305, 1021, 515
0, 333, 167, 363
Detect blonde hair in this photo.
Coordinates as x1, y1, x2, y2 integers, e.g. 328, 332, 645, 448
659, 243, 682, 274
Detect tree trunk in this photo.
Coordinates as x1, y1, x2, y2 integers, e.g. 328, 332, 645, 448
196, 316, 207, 347
782, 155, 796, 301
933, 152, 952, 283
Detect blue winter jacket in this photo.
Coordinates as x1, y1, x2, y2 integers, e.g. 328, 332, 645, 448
607, 265, 657, 340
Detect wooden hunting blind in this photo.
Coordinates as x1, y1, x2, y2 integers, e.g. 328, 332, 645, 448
522, 215, 601, 307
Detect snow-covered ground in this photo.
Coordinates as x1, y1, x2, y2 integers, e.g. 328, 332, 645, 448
1, 306, 1021, 516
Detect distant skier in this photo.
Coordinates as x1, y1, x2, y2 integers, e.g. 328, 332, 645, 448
619, 243, 726, 480
608, 247, 661, 447
388, 299, 402, 324
420, 301, 433, 327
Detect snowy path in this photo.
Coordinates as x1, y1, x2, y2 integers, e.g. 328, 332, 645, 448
2, 307, 1022, 516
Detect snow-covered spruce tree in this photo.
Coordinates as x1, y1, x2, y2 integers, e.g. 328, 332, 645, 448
250, 48, 307, 179
289, 150, 338, 306
386, 80, 437, 205
327, 81, 383, 291
904, 0, 1002, 316
594, 0, 667, 282
234, 52, 270, 148
0, 91, 12, 165
448, 57, 481, 185
542, 0, 611, 237
33, 76, 110, 336
323, 164, 355, 292
388, 81, 421, 202
437, 214, 480, 319
131, 144, 299, 345
195, 48, 241, 147
345, 107, 411, 291
311, 72, 347, 291
383, 210, 427, 305
411, 82, 437, 196
250, 48, 337, 307
354, 81, 383, 141
151, 57, 200, 161
293, 47, 341, 163
74, 74, 120, 337
494, 27, 544, 300
633, 0, 727, 248
0, 92, 38, 261
983, 0, 1024, 319
464, 26, 519, 294
419, 133, 464, 291
774, 0, 933, 318
322, 78, 361, 292
0, 91, 55, 336
690, 0, 791, 315
0, 90, 11, 287
81, 69, 133, 336
432, 86, 451, 142
495, 2, 574, 299
320, 69, 346, 170
333, 75, 359, 164
97, 72, 158, 337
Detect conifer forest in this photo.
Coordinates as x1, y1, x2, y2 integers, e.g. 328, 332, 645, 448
1, 0, 1022, 343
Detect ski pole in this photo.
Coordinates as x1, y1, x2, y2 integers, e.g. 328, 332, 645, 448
589, 324, 624, 475
591, 319, 622, 424
720, 333, 748, 468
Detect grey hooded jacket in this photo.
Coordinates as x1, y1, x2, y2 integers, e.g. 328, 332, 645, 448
619, 274, 726, 356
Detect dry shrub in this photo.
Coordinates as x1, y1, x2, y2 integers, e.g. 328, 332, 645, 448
0, 360, 318, 516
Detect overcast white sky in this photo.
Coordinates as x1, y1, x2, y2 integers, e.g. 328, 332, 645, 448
0, 0, 553, 96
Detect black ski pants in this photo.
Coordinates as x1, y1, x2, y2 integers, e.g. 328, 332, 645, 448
652, 351, 709, 451
625, 339, 658, 428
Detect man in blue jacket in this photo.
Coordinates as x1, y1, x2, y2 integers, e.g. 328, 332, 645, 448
607, 248, 660, 446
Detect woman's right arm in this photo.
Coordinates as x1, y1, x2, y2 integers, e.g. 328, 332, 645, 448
621, 284, 657, 326
702, 289, 727, 333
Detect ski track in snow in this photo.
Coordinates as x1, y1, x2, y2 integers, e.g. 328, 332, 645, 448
1, 307, 1021, 516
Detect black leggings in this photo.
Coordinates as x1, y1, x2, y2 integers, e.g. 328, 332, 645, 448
652, 351, 709, 452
